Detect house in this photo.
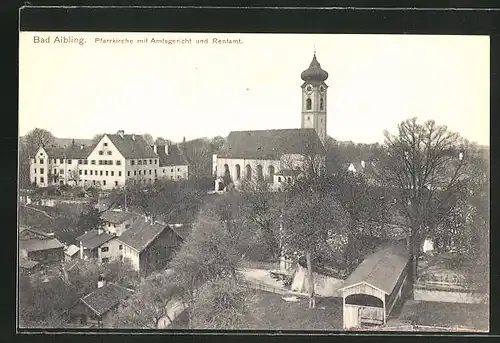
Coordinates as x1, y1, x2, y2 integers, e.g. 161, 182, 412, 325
118, 219, 184, 277
340, 243, 411, 329
68, 280, 134, 328
76, 229, 121, 264
64, 244, 80, 262
30, 142, 93, 188
19, 227, 65, 264
101, 210, 140, 236
154, 144, 189, 181
214, 128, 326, 191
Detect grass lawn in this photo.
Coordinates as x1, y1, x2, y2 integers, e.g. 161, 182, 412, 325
242, 291, 343, 330
398, 300, 489, 331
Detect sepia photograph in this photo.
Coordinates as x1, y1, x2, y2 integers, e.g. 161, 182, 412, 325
18, 32, 490, 332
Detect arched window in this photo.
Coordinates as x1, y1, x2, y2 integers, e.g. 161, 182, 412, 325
246, 164, 252, 179
287, 177, 292, 183
223, 164, 230, 178
306, 98, 312, 110
235, 164, 241, 180
256, 165, 264, 181
320, 98, 324, 110
268, 165, 275, 181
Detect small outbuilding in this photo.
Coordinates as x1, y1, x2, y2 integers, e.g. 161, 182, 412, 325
340, 243, 411, 329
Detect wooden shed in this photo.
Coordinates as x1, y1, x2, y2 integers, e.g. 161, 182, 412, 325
340, 243, 411, 329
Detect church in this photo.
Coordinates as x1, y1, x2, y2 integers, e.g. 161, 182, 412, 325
213, 53, 329, 191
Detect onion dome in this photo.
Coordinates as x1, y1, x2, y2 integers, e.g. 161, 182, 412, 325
301, 53, 328, 83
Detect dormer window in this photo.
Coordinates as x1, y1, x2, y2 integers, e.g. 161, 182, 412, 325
306, 98, 312, 110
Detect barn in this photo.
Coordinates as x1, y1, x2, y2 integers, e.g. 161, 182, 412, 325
340, 243, 411, 329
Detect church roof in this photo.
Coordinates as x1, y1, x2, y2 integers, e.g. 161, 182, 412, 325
218, 128, 325, 160
301, 53, 328, 84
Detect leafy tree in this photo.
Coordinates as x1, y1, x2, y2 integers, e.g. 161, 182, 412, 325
190, 278, 255, 329
209, 136, 226, 153
24, 128, 56, 155
378, 117, 478, 282
181, 138, 213, 178
112, 272, 180, 329
282, 188, 349, 308
75, 204, 105, 238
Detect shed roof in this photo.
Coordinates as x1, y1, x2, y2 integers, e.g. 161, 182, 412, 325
64, 244, 80, 257
341, 243, 410, 295
20, 238, 65, 252
219, 128, 325, 160
101, 210, 139, 224
118, 220, 168, 252
80, 283, 134, 317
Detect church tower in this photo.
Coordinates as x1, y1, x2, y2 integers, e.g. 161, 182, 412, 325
300, 53, 328, 145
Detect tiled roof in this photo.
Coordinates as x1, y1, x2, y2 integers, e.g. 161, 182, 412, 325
157, 145, 189, 167
80, 283, 134, 317
64, 244, 80, 257
101, 210, 139, 224
42, 144, 93, 159
341, 243, 410, 294
20, 238, 65, 252
118, 220, 167, 252
218, 128, 325, 160
106, 134, 157, 159
76, 230, 116, 249
54, 138, 93, 147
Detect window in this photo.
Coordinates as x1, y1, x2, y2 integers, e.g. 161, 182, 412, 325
107, 151, 112, 155
154, 169, 157, 174
84, 170, 88, 175
171, 168, 174, 172
149, 170, 152, 175
143, 160, 147, 164
115, 181, 118, 186
40, 177, 44, 183
177, 168, 180, 172
53, 159, 56, 164
154, 160, 157, 164
177, 175, 181, 179
138, 160, 142, 165
109, 160, 113, 165
68, 160, 72, 164
79, 170, 82, 175
118, 171, 122, 176
119, 245, 123, 250
111, 171, 114, 176
100, 171, 103, 176
163, 169, 165, 173
138, 170, 141, 175
39, 159, 44, 164
90, 170, 93, 175
127, 171, 130, 176
116, 160, 121, 165
98, 151, 103, 155
91, 160, 96, 165
102, 257, 109, 263
84, 160, 88, 165
149, 159, 152, 164
320, 98, 324, 110
93, 180, 96, 185
105, 171, 109, 176
60, 169, 64, 174
134, 171, 136, 176
104, 142, 108, 147
99, 160, 103, 165
84, 179, 87, 183
78, 159, 82, 164
278, 177, 282, 182
103, 180, 106, 186
54, 169, 57, 174
307, 116, 310, 121
131, 160, 135, 165
306, 98, 312, 110
34, 168, 37, 174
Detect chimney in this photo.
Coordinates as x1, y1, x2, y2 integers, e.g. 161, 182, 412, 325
132, 134, 136, 141
80, 144, 84, 150
153, 145, 158, 154
118, 130, 124, 138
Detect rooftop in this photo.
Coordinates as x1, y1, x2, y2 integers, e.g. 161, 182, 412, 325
118, 220, 168, 252
20, 238, 65, 253
64, 244, 80, 257
80, 283, 134, 317
76, 230, 116, 250
101, 210, 139, 224
219, 128, 325, 160
106, 133, 157, 159
156, 144, 189, 167
342, 243, 410, 294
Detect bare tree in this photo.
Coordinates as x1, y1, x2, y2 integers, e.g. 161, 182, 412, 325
181, 138, 213, 178
24, 128, 56, 155
378, 117, 478, 282
142, 133, 154, 146
92, 133, 104, 144
112, 272, 179, 329
282, 189, 349, 308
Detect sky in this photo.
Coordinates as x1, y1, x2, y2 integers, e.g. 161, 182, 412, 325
19, 33, 490, 145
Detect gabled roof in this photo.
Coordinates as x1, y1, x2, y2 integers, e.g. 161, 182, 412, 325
118, 220, 168, 252
105, 134, 157, 159
76, 230, 116, 249
341, 243, 410, 294
157, 145, 189, 167
169, 223, 192, 240
80, 283, 134, 317
101, 210, 139, 225
218, 128, 325, 160
39, 144, 93, 159
20, 238, 65, 252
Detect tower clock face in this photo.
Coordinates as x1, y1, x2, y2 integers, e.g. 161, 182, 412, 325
306, 85, 313, 94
